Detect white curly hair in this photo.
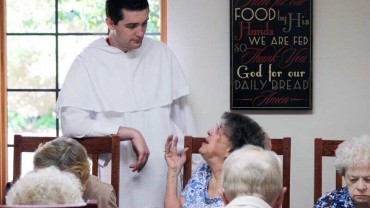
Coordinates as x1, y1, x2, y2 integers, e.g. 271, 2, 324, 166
222, 144, 282, 205
6, 166, 84, 205
335, 135, 370, 175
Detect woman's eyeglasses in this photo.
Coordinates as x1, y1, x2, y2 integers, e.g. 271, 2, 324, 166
216, 123, 225, 136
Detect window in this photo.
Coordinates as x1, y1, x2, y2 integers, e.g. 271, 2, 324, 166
1, 0, 166, 183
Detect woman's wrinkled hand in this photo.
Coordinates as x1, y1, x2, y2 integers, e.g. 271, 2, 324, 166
164, 135, 188, 176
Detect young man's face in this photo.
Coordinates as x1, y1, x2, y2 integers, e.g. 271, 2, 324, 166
106, 8, 149, 52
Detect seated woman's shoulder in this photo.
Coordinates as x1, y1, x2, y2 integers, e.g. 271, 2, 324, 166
314, 187, 354, 208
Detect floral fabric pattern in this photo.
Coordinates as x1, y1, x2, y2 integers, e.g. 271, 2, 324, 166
181, 163, 224, 208
314, 187, 355, 208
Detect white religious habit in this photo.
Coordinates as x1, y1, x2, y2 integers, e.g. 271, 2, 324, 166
55, 36, 198, 208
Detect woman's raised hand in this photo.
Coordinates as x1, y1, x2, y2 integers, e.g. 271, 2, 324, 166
164, 135, 188, 175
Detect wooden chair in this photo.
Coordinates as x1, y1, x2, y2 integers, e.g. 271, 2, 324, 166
12, 135, 120, 205
313, 138, 344, 203
0, 199, 98, 208
182, 136, 291, 208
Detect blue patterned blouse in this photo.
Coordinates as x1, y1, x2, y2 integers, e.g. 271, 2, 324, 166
181, 163, 224, 208
314, 187, 355, 208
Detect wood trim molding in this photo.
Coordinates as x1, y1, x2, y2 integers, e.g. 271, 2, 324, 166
160, 0, 167, 43
0, 0, 8, 201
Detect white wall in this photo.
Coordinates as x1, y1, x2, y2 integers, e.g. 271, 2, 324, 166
167, 0, 370, 207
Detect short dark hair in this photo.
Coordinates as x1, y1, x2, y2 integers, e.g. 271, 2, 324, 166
221, 112, 269, 152
106, 0, 149, 25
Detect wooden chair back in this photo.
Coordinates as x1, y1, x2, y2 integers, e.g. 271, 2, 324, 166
0, 199, 98, 208
12, 135, 120, 205
183, 136, 291, 208
314, 138, 344, 203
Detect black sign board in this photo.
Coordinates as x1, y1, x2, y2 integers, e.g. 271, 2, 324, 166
230, 0, 312, 109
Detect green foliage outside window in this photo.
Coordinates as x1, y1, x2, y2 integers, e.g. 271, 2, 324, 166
8, 109, 56, 132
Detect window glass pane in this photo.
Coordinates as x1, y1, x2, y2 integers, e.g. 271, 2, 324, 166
7, 36, 56, 89
7, 0, 55, 33
148, 0, 160, 34
7, 92, 57, 144
7, 147, 13, 181
7, 147, 34, 182
146, 35, 160, 41
58, 0, 106, 33
58, 0, 160, 34
21, 153, 35, 178
58, 35, 102, 87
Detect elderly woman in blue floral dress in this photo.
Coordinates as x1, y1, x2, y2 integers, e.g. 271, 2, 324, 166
314, 135, 370, 208
164, 112, 271, 208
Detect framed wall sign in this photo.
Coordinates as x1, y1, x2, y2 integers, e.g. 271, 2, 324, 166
230, 0, 312, 110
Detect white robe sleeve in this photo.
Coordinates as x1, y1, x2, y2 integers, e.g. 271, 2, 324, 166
60, 107, 120, 138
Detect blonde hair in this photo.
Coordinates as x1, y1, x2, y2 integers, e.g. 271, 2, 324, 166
6, 166, 84, 205
33, 137, 90, 189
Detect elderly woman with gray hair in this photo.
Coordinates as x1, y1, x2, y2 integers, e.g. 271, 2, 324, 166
164, 112, 271, 208
314, 135, 370, 208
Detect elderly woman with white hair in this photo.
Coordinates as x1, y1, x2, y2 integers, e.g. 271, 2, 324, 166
314, 135, 370, 208
220, 145, 286, 208
6, 166, 84, 205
